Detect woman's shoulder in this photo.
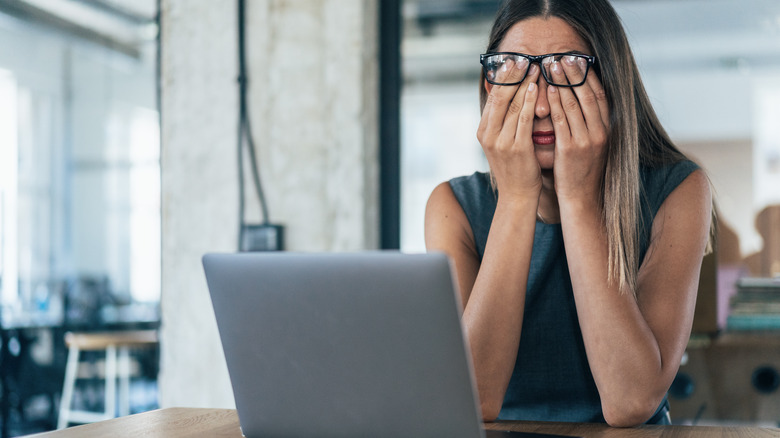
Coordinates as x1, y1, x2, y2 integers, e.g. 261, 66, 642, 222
448, 171, 493, 203
446, 171, 495, 213
640, 159, 700, 209
427, 172, 491, 212
449, 171, 492, 192
436, 172, 496, 260
638, 159, 711, 266
641, 158, 699, 178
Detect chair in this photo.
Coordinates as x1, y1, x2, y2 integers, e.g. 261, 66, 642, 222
57, 330, 158, 429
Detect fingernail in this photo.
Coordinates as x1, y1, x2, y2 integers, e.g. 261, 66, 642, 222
551, 61, 561, 73
517, 59, 529, 71
565, 55, 577, 65
528, 82, 536, 93
549, 85, 557, 94
529, 64, 539, 75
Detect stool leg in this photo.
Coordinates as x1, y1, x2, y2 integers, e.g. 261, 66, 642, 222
58, 345, 81, 429
119, 346, 131, 417
105, 345, 117, 419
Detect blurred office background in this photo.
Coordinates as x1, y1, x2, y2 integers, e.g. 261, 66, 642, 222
0, 0, 778, 435
0, 0, 159, 435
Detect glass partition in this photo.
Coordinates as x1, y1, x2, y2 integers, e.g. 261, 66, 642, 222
0, 3, 159, 433
0, 5, 159, 329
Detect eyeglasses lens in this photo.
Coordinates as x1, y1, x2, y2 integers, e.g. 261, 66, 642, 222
541, 55, 589, 86
484, 55, 530, 84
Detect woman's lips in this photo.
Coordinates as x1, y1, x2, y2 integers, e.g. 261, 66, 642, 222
532, 131, 555, 145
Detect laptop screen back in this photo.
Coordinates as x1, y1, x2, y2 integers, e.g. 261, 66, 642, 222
203, 251, 484, 438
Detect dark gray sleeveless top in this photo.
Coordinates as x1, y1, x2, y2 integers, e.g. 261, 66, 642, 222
448, 160, 698, 423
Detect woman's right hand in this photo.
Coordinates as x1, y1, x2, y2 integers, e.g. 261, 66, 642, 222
476, 62, 542, 202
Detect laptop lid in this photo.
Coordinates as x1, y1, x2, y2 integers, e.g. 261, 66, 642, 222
203, 251, 485, 438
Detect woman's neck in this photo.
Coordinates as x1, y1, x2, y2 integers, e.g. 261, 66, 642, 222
538, 170, 560, 224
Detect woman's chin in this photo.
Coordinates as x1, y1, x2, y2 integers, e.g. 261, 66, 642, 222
535, 148, 555, 170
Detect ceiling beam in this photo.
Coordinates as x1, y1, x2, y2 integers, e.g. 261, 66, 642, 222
0, 0, 140, 58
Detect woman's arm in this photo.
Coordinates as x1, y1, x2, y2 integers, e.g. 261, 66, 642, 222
424, 63, 543, 421
547, 57, 712, 427
559, 170, 711, 427
424, 181, 537, 422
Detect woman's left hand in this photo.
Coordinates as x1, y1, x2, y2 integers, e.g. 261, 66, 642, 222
547, 55, 610, 204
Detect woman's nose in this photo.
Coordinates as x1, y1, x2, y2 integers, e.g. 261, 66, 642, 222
534, 76, 551, 119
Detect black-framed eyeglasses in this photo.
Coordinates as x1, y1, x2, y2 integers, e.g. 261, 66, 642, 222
480, 52, 597, 87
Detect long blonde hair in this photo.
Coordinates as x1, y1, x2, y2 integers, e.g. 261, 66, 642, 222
480, 0, 708, 295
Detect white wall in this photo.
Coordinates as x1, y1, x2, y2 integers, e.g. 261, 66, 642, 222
401, 82, 487, 253
640, 69, 780, 256
159, 0, 379, 408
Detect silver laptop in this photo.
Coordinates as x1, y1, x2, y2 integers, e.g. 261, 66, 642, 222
203, 252, 574, 438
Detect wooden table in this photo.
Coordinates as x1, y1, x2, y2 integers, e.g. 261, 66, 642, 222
22, 407, 780, 437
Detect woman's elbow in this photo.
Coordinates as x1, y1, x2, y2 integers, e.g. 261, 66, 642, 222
480, 400, 501, 423
602, 398, 659, 428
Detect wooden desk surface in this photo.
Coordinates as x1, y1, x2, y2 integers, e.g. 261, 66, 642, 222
23, 407, 780, 438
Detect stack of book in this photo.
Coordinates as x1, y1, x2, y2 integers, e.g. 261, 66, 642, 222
727, 277, 780, 330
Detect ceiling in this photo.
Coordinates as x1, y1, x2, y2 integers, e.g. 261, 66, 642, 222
4, 0, 779, 79
403, 0, 780, 82
0, 0, 157, 58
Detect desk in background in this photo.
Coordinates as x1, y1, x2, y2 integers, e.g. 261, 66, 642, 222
0, 304, 160, 437
21, 407, 780, 438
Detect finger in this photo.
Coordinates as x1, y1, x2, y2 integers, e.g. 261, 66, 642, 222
483, 58, 530, 137
560, 55, 588, 86
478, 61, 512, 137
498, 64, 540, 138
562, 56, 608, 133
583, 63, 610, 130
477, 85, 493, 140
548, 60, 587, 136
547, 85, 570, 143
478, 59, 519, 137
514, 77, 539, 144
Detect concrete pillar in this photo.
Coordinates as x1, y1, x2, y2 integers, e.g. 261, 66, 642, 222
159, 0, 379, 408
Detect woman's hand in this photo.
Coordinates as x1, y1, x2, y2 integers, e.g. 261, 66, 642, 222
547, 56, 610, 204
476, 62, 542, 202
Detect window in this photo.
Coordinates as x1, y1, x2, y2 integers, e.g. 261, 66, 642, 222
0, 1, 159, 327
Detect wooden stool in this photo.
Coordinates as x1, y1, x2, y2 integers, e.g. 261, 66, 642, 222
57, 330, 158, 429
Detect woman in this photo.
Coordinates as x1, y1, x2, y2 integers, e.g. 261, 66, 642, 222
424, 0, 713, 427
